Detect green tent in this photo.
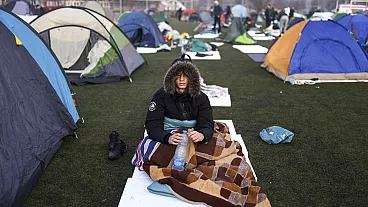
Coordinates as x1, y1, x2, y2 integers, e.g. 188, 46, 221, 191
151, 11, 170, 23
332, 12, 348, 21
117, 11, 131, 22
223, 17, 256, 44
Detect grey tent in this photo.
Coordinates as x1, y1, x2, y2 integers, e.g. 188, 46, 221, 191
200, 11, 212, 24
188, 12, 202, 23
0, 9, 77, 206
224, 17, 256, 44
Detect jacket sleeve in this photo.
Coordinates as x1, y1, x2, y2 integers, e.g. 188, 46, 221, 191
145, 90, 171, 144
195, 93, 214, 142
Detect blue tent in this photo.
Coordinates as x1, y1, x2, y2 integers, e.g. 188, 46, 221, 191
118, 11, 164, 48
0, 9, 78, 206
286, 17, 305, 30
264, 20, 368, 81
147, 7, 158, 16
337, 14, 368, 45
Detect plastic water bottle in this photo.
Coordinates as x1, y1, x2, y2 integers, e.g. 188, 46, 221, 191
172, 130, 188, 171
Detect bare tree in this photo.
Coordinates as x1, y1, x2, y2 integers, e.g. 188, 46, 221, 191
249, 0, 269, 11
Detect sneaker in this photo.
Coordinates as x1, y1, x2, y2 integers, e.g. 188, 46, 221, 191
109, 131, 120, 150
108, 140, 127, 160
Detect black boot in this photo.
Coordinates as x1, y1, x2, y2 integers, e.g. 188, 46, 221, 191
108, 131, 127, 160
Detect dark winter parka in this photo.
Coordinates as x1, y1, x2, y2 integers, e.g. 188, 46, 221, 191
145, 60, 214, 144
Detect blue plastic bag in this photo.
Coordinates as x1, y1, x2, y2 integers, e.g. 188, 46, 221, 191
147, 181, 176, 198
259, 126, 294, 144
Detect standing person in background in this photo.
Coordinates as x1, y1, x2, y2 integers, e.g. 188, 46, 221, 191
224, 5, 232, 25
210, 6, 214, 17
265, 4, 273, 28
212, 1, 223, 34
289, 6, 295, 20
278, 9, 289, 36
176, 7, 183, 21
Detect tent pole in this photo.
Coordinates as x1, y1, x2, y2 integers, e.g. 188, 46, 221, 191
120, 0, 122, 14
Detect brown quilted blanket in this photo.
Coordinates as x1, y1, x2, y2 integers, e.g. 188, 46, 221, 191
143, 122, 271, 207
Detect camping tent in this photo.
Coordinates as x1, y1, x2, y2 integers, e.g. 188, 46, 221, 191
337, 14, 368, 46
30, 7, 144, 85
310, 12, 334, 20
117, 11, 131, 22
183, 9, 196, 21
81, 1, 115, 22
293, 12, 307, 19
147, 7, 158, 16
0, 8, 78, 206
332, 12, 348, 21
359, 10, 368, 16
231, 5, 249, 18
118, 11, 164, 48
224, 17, 256, 44
200, 11, 212, 24
287, 17, 305, 30
188, 12, 202, 23
263, 20, 368, 82
151, 11, 170, 23
3, 0, 35, 15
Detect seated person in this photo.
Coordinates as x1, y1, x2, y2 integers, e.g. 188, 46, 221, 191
244, 17, 255, 30
145, 54, 214, 145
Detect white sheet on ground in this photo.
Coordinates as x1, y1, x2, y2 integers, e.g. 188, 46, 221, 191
157, 44, 171, 51
251, 33, 266, 37
208, 95, 231, 107
247, 31, 265, 37
193, 33, 219, 39
186, 51, 221, 60
253, 36, 275, 40
119, 178, 206, 207
136, 47, 158, 54
232, 45, 268, 54
200, 77, 228, 98
209, 42, 224, 47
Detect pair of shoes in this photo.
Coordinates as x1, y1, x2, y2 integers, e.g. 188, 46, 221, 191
108, 131, 127, 160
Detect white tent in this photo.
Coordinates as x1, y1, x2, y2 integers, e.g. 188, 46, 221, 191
30, 7, 144, 81
81, 1, 115, 22
311, 12, 334, 20
159, 0, 186, 11
231, 5, 249, 18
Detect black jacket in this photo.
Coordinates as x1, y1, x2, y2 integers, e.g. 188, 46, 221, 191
214, 5, 223, 17
145, 88, 214, 144
145, 60, 214, 144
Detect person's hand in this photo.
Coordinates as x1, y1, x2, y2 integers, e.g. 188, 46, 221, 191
168, 133, 184, 145
188, 131, 204, 142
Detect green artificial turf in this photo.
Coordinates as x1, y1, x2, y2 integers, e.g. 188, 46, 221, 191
25, 20, 368, 207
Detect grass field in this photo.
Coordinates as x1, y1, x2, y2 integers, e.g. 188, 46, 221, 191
25, 20, 368, 207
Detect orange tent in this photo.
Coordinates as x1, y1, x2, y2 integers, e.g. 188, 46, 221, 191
184, 9, 196, 17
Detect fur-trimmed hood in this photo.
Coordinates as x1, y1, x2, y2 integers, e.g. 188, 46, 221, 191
163, 61, 201, 97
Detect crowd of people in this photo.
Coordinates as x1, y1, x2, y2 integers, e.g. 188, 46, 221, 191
265, 4, 295, 35
175, 1, 298, 36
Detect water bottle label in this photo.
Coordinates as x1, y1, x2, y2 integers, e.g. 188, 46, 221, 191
173, 159, 184, 167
